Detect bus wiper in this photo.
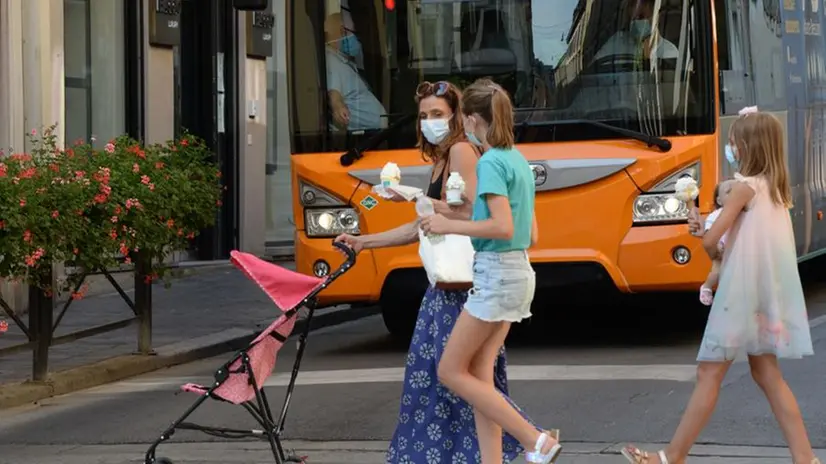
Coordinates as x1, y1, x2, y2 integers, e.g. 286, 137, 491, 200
339, 113, 417, 166
521, 119, 672, 152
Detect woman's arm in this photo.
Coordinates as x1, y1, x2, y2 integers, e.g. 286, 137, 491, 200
433, 142, 479, 220
530, 213, 539, 247
702, 182, 754, 259
439, 194, 514, 240
361, 219, 420, 249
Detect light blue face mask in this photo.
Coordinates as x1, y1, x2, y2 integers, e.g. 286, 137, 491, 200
466, 131, 483, 146
725, 144, 739, 171
630, 19, 652, 39
464, 116, 484, 146
339, 34, 362, 58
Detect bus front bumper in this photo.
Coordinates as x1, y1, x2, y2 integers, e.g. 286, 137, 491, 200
529, 224, 709, 294
294, 232, 381, 306
295, 224, 711, 307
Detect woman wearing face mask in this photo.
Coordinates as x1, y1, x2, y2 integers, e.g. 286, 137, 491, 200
420, 79, 558, 464
336, 81, 532, 464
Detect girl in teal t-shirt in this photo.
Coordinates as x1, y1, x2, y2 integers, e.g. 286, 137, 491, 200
420, 79, 562, 464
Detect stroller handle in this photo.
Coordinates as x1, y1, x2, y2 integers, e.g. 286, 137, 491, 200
332, 239, 357, 267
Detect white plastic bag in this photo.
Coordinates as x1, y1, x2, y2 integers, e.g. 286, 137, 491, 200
416, 196, 474, 287
418, 229, 474, 287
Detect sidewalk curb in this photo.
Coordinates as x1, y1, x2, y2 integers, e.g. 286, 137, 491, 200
0, 304, 379, 410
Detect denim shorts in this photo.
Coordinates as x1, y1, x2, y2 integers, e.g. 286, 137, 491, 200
465, 251, 536, 322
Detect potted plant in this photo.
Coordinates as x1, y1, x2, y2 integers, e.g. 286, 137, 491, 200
0, 127, 223, 329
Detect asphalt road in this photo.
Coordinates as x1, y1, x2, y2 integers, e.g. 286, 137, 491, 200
2, 270, 826, 463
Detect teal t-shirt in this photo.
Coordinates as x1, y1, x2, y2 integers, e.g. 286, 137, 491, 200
471, 147, 535, 252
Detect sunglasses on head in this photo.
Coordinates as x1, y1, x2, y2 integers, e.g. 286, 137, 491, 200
416, 81, 450, 98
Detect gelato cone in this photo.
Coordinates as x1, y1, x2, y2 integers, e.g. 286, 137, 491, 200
674, 176, 699, 202
380, 162, 401, 188
675, 176, 701, 236
445, 171, 465, 205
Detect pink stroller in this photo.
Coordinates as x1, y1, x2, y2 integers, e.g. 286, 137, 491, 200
145, 241, 356, 464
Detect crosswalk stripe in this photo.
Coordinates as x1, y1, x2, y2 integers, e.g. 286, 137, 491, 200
86, 364, 697, 395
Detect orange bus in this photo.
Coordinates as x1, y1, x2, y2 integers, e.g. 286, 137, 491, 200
288, 0, 826, 338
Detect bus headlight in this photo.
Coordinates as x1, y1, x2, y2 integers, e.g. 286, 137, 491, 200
632, 193, 690, 224
305, 208, 360, 237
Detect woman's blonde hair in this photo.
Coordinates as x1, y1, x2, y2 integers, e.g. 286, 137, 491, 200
460, 78, 515, 149
415, 81, 466, 163
729, 112, 792, 207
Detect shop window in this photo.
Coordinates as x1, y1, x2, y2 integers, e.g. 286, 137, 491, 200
64, 0, 126, 148
266, 0, 295, 245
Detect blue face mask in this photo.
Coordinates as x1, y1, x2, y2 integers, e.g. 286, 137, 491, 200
630, 19, 652, 39
339, 34, 362, 58
464, 116, 484, 146
725, 144, 739, 171
466, 131, 483, 146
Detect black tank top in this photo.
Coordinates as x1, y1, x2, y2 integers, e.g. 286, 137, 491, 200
424, 143, 479, 200
426, 162, 448, 200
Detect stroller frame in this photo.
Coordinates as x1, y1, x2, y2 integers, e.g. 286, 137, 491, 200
145, 242, 356, 464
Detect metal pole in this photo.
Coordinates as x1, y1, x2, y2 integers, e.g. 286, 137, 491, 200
135, 254, 154, 355
29, 268, 54, 382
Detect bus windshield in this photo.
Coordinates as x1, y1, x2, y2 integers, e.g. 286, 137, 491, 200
288, 0, 713, 154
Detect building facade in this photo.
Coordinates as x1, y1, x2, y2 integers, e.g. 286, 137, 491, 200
0, 0, 294, 258
0, 0, 291, 309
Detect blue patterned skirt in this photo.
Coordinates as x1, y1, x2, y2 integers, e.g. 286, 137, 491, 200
386, 286, 529, 464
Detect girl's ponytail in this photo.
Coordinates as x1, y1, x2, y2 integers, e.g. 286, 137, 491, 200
486, 88, 515, 149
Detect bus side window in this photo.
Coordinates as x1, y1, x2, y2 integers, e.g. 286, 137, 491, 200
748, 0, 786, 110
716, 0, 755, 115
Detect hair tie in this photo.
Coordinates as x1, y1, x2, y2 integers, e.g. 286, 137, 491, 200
738, 106, 758, 117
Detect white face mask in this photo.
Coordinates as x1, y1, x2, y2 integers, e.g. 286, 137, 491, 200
420, 118, 450, 145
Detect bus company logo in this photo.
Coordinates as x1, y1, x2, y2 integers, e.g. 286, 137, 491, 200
360, 195, 379, 211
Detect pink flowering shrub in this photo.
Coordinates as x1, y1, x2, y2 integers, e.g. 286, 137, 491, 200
0, 126, 223, 296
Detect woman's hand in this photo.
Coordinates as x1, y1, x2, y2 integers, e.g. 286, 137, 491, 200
334, 233, 364, 254
688, 206, 704, 237
433, 195, 472, 218
420, 214, 454, 235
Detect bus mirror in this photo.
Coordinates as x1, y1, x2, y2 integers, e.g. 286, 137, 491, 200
233, 0, 268, 11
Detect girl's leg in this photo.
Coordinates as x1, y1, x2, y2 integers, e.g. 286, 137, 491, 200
707, 260, 720, 288
665, 361, 730, 462
468, 321, 511, 464
438, 311, 549, 454
748, 354, 816, 463
624, 361, 730, 464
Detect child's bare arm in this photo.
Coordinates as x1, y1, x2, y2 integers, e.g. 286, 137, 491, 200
688, 206, 704, 237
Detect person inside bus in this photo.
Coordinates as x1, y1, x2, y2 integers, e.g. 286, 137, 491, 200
335, 81, 541, 464
593, 0, 679, 64
323, 12, 386, 132
338, 0, 365, 71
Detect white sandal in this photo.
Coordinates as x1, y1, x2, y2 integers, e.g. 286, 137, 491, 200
525, 431, 562, 463
621, 445, 669, 464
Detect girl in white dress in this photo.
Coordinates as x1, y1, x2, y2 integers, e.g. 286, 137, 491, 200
622, 110, 818, 464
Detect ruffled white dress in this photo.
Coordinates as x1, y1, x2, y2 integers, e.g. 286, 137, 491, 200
697, 174, 814, 361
